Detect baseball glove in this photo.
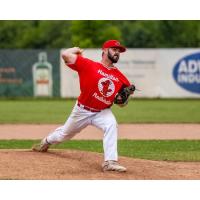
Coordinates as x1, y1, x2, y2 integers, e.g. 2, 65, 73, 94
114, 84, 136, 105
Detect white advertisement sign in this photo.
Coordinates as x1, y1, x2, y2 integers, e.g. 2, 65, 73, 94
60, 49, 200, 98
157, 49, 200, 97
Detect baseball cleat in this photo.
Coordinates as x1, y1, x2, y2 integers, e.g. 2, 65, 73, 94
102, 160, 127, 172
32, 138, 51, 152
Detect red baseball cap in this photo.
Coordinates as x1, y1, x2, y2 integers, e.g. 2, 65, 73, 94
102, 40, 126, 53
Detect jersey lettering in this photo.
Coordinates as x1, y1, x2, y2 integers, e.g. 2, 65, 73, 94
67, 55, 131, 110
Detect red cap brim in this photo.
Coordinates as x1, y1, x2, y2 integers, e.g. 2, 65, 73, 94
105, 45, 126, 53
116, 45, 126, 53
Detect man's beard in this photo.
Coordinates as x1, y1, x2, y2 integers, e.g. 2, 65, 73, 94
108, 50, 119, 63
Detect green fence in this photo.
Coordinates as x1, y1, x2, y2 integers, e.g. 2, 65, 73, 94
0, 49, 60, 97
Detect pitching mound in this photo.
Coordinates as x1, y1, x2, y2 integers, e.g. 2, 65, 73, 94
1, 149, 200, 180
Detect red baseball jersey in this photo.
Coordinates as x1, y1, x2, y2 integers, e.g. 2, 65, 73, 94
67, 55, 131, 110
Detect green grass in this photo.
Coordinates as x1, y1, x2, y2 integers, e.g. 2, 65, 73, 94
2, 139, 200, 162
0, 99, 199, 123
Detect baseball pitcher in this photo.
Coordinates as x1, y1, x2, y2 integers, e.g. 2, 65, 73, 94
32, 40, 135, 172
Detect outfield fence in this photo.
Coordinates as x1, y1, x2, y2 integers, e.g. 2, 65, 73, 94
0, 49, 200, 98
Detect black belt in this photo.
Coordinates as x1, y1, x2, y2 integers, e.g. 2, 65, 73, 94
77, 102, 101, 112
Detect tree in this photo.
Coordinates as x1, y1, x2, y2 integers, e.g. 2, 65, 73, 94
17, 21, 72, 48
0, 21, 34, 48
157, 21, 200, 47
0, 20, 200, 48
117, 21, 161, 48
70, 21, 122, 47
0, 21, 72, 48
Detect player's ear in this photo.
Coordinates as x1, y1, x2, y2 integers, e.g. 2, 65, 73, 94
102, 49, 108, 57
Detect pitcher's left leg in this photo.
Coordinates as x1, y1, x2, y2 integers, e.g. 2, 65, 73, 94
92, 109, 126, 172
92, 109, 118, 161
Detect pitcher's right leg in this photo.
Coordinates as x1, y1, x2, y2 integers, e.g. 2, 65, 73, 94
47, 114, 88, 144
32, 103, 94, 152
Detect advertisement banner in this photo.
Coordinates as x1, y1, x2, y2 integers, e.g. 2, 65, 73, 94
60, 49, 159, 97
60, 49, 200, 98
0, 50, 60, 97
157, 49, 200, 97
60, 49, 159, 98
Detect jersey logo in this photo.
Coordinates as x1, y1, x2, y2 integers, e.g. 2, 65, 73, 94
98, 78, 115, 97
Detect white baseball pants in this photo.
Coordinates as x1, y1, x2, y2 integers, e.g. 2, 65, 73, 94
46, 102, 118, 161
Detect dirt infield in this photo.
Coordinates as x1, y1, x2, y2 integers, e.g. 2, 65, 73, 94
1, 149, 200, 180
1, 124, 200, 180
0, 124, 200, 140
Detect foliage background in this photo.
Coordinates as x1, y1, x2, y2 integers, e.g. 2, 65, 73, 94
1, 20, 199, 48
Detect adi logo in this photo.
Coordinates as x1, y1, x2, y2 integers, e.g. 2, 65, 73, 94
98, 78, 115, 97
173, 52, 200, 94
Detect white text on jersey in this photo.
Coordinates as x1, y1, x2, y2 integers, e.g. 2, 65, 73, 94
98, 69, 119, 82
93, 92, 112, 105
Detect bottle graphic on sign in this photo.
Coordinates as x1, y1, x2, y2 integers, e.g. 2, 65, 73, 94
32, 52, 53, 97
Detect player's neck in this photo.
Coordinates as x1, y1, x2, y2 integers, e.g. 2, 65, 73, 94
101, 58, 114, 69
